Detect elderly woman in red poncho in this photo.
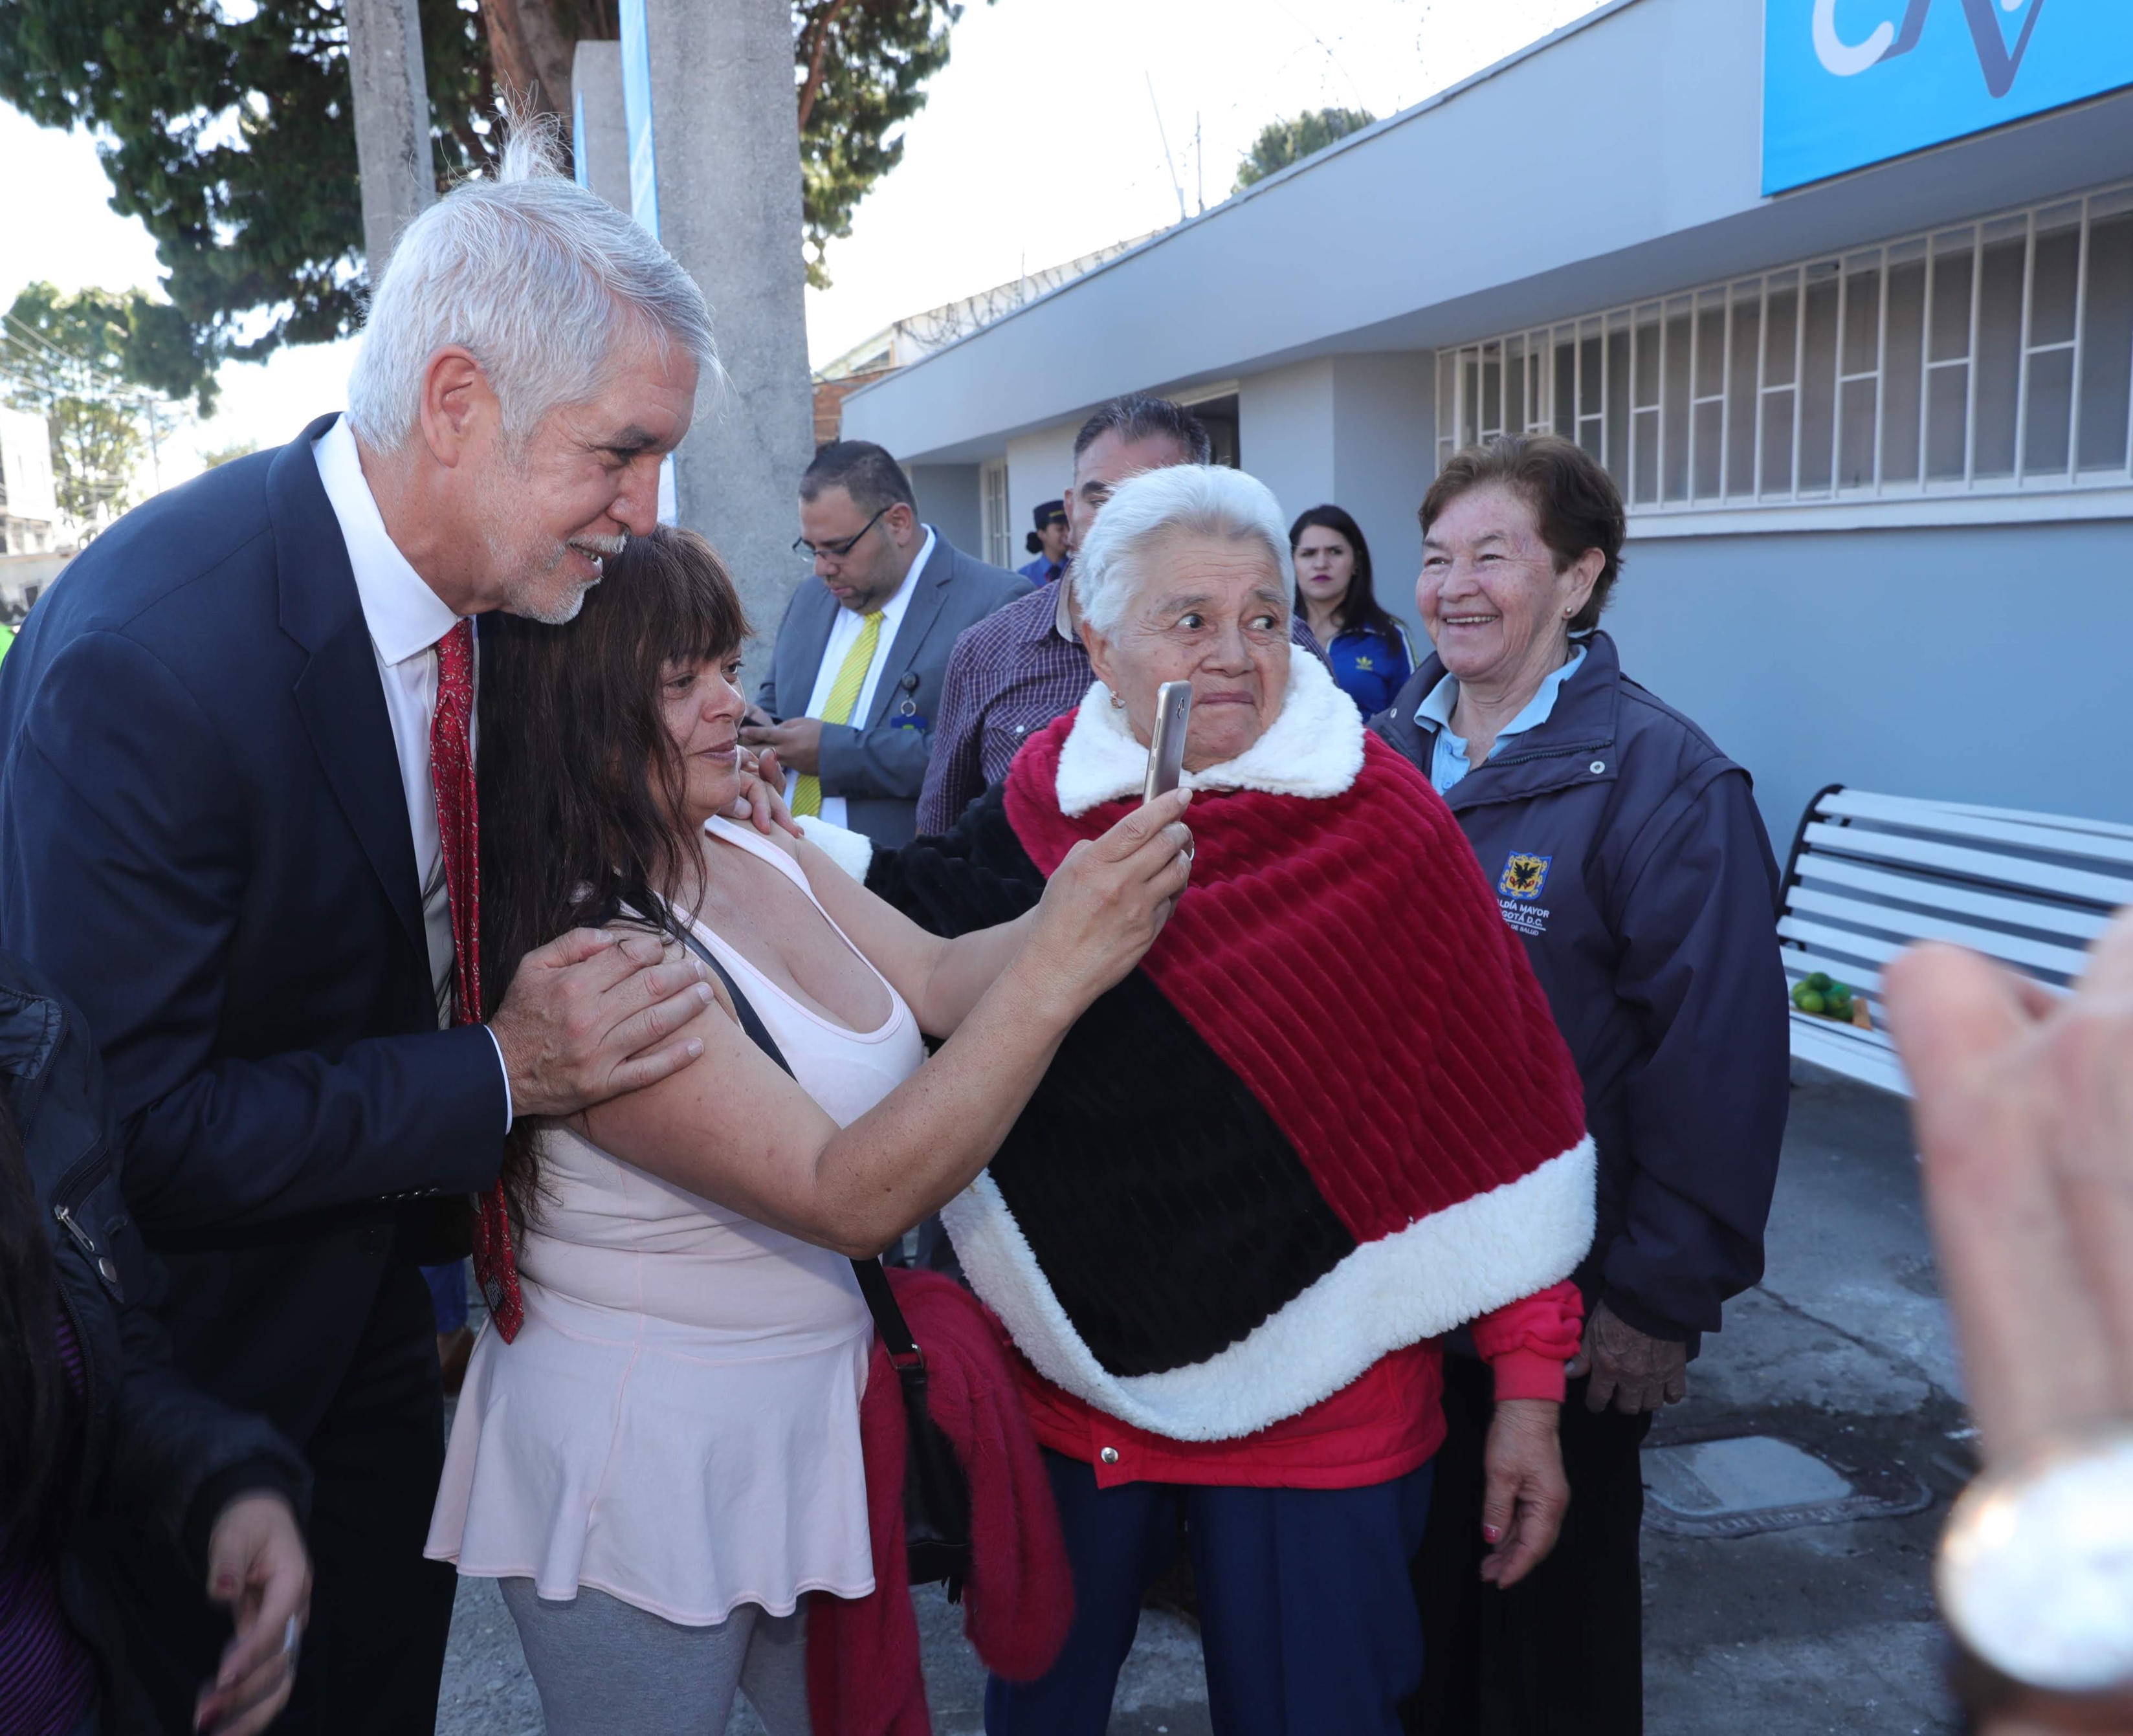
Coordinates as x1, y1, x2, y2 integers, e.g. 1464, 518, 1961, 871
865, 462, 1597, 1736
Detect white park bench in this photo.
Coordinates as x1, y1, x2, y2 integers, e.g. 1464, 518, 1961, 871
1778, 787, 2133, 1095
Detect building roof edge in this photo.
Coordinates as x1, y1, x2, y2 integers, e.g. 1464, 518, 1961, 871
838, 0, 1650, 406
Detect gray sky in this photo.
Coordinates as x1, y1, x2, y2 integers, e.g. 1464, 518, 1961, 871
0, 0, 1607, 486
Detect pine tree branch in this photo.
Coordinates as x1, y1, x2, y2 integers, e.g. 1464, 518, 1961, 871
796, 0, 854, 134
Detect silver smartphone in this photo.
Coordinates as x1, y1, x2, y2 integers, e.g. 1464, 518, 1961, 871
1142, 681, 1194, 804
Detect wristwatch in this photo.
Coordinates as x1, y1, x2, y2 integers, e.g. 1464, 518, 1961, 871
1938, 1422, 2133, 1696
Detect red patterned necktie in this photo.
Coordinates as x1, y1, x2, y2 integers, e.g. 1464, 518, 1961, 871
432, 617, 524, 1341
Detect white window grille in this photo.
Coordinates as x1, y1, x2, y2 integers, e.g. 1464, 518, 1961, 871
1435, 181, 2133, 512
980, 459, 1011, 569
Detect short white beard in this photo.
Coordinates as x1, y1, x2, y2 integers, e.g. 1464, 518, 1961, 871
478, 450, 625, 623
508, 569, 591, 626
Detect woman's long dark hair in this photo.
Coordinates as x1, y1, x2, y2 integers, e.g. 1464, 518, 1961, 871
1287, 504, 1401, 643
479, 523, 749, 1224
0, 1093, 72, 1559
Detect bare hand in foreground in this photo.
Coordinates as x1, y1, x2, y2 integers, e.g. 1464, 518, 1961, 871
1019, 787, 1196, 1015
194, 1493, 310, 1736
1567, 1299, 1690, 1413
490, 928, 713, 1119
1886, 911, 2133, 1733
729, 746, 802, 839
1480, 1396, 1571, 1588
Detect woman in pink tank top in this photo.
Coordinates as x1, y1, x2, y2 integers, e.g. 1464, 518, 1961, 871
427, 524, 1194, 1734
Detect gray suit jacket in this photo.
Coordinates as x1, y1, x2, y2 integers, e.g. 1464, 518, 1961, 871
758, 530, 1032, 846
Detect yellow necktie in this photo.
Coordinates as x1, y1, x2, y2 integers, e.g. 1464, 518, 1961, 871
791, 610, 885, 817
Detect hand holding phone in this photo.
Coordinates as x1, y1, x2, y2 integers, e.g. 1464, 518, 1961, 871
1142, 681, 1193, 805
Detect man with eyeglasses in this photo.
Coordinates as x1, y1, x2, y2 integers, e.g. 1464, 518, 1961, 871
744, 440, 1031, 848
913, 394, 1326, 835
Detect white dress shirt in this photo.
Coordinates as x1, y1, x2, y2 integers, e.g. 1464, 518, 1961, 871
793, 526, 933, 830
313, 414, 512, 1125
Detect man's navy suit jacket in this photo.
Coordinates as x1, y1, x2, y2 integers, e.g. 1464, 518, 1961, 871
757, 532, 1031, 848
0, 415, 505, 1443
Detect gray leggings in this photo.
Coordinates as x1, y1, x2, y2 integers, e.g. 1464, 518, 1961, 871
500, 1579, 813, 1735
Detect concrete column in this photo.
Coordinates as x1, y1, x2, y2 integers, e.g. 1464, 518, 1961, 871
569, 41, 630, 212
907, 464, 983, 559
632, 0, 815, 678
346, 0, 436, 273
1237, 353, 1436, 646
1329, 352, 1436, 646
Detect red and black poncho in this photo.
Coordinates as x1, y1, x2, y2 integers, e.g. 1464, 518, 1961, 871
869, 658, 1595, 1443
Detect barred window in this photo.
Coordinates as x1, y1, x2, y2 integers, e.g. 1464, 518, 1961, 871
981, 459, 1011, 569
1435, 182, 2133, 512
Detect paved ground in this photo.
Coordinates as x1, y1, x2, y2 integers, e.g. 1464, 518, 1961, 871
1641, 1065, 1963, 1736
436, 1063, 1965, 1735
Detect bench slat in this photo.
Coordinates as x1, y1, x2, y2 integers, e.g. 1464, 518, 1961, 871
1817, 791, 2133, 864
1925, 800, 2133, 844
1786, 1004, 1899, 1054
1800, 823, 2133, 908
1820, 787, 2133, 844
1779, 914, 1911, 968
1788, 1013, 1911, 1094
1781, 950, 1886, 996
1793, 855, 2115, 943
1786, 885, 2094, 978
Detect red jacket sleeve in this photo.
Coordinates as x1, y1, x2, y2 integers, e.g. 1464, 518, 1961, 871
1472, 1279, 1584, 1403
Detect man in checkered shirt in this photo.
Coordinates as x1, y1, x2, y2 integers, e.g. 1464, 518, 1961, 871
915, 394, 1323, 834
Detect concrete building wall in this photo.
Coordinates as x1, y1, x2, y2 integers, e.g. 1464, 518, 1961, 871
1326, 353, 1436, 644
1239, 362, 1337, 524
1606, 521, 2133, 840
1238, 354, 1435, 642
844, 0, 2133, 467
1006, 423, 1080, 551
909, 463, 982, 559
842, 0, 1760, 459
834, 0, 2133, 835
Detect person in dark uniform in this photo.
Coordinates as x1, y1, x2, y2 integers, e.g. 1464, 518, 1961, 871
1019, 499, 1069, 585
1375, 434, 1790, 1736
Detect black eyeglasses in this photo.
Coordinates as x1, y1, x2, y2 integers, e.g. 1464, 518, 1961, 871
793, 505, 889, 562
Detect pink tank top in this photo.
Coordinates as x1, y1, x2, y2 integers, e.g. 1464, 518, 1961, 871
427, 819, 927, 1623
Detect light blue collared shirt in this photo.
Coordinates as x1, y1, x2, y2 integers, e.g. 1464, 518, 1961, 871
1413, 644, 1588, 796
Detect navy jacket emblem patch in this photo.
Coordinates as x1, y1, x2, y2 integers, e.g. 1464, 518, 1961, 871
1499, 852, 1553, 900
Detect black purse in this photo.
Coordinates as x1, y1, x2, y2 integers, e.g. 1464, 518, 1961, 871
676, 929, 975, 1594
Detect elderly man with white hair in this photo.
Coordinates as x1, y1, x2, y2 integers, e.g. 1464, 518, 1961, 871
867, 463, 1597, 1734
0, 137, 721, 1732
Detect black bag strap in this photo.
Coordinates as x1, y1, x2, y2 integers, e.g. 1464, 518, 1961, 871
674, 926, 791, 1077
673, 925, 923, 1366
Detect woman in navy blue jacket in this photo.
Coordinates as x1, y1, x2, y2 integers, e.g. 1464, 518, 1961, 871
1373, 435, 1789, 1736
1288, 505, 1414, 718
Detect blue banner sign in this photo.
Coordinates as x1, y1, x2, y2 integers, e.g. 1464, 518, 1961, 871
1763, 1, 2133, 193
